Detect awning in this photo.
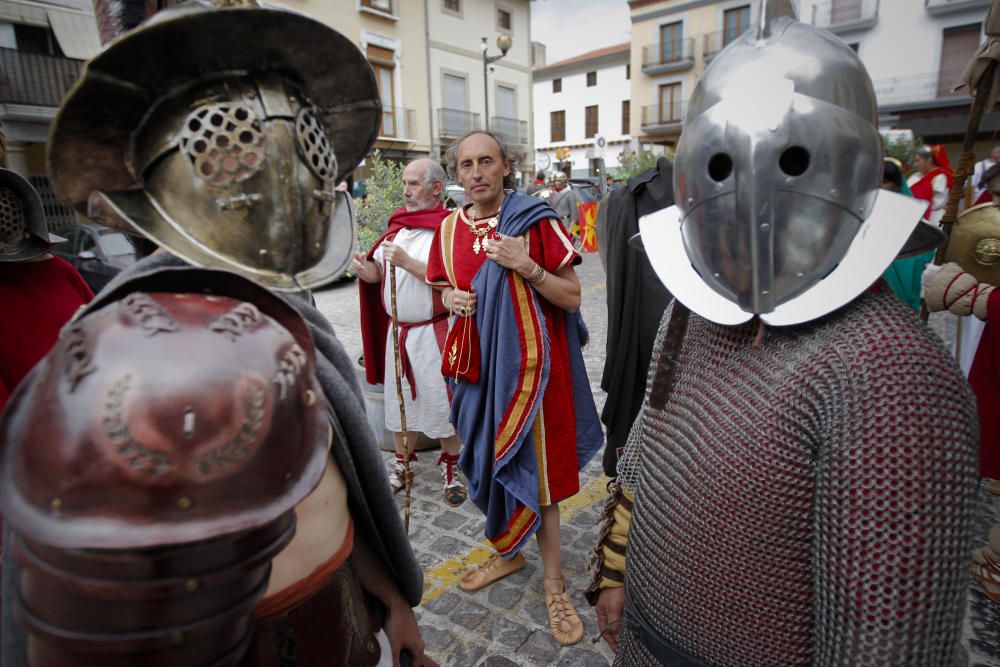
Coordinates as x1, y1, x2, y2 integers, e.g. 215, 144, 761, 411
0, 0, 100, 59
46, 8, 101, 59
0, 0, 48, 26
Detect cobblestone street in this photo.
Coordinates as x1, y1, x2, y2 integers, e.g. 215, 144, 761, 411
314, 252, 614, 666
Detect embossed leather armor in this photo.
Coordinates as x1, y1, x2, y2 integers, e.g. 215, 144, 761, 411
0, 269, 329, 666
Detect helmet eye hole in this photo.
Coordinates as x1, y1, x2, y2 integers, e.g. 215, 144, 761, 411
779, 146, 810, 177
708, 153, 733, 182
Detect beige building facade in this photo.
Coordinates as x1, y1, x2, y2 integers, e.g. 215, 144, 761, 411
272, 0, 534, 180
628, 0, 753, 148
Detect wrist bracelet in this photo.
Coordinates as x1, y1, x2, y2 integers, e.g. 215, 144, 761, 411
525, 263, 547, 285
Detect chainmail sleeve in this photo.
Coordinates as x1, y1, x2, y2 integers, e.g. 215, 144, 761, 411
812, 307, 979, 664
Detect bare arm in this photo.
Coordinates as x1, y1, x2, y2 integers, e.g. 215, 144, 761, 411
351, 251, 382, 284
352, 529, 438, 667
381, 241, 427, 282
484, 235, 582, 312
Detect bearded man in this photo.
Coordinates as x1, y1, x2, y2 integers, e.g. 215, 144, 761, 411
354, 157, 466, 506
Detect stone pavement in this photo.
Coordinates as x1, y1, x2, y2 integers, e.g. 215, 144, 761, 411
314, 253, 615, 666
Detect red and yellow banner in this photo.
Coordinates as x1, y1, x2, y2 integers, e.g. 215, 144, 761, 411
577, 201, 599, 253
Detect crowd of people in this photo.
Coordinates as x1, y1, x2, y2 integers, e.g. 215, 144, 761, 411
1, 1, 1000, 666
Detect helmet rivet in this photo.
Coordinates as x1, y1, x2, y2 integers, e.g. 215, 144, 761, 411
177, 497, 193, 510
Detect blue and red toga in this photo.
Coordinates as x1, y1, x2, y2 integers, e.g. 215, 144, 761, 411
426, 192, 603, 556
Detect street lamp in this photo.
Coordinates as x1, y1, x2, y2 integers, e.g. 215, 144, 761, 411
482, 34, 512, 131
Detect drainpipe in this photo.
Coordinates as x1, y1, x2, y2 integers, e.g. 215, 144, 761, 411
424, 0, 437, 162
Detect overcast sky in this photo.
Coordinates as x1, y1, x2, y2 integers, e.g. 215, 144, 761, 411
530, 0, 632, 65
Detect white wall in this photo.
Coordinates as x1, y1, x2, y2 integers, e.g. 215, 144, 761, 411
427, 0, 533, 164
533, 55, 630, 175
805, 0, 986, 105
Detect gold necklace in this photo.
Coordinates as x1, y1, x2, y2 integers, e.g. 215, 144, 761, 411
466, 206, 499, 254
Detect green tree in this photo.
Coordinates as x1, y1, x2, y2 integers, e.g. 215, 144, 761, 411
356, 150, 404, 251
882, 133, 924, 171
612, 148, 672, 181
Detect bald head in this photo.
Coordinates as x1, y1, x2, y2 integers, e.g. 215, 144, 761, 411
402, 157, 445, 211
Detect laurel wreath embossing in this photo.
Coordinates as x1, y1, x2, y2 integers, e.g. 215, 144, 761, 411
273, 343, 307, 400
120, 293, 180, 337
195, 382, 265, 475
63, 323, 95, 392
104, 374, 174, 476
210, 303, 263, 341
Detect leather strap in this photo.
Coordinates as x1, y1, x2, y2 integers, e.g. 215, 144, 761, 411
623, 586, 708, 667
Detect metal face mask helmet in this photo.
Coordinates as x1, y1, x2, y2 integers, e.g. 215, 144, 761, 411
0, 168, 65, 262
639, 1, 925, 326
48, 3, 380, 290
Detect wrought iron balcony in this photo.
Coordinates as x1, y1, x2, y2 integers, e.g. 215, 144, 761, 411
0, 47, 82, 107
872, 70, 970, 108
437, 108, 482, 139
808, 0, 878, 33
703, 29, 748, 62
641, 38, 695, 74
925, 0, 990, 16
379, 106, 415, 140
641, 102, 687, 131
491, 116, 527, 144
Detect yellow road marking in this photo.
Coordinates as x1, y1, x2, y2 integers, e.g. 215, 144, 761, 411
420, 473, 608, 602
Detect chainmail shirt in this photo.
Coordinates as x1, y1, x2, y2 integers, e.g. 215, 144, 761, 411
617, 288, 979, 666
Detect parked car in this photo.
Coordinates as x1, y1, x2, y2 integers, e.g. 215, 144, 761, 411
531, 178, 602, 205
444, 181, 469, 208
52, 223, 137, 292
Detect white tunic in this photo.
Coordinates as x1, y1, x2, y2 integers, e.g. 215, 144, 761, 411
373, 227, 455, 438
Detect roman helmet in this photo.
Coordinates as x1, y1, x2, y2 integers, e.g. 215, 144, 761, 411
638, 0, 927, 325
0, 168, 65, 262
48, 0, 380, 291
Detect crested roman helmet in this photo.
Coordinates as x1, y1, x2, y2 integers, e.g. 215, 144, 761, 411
0, 267, 330, 665
638, 0, 928, 326
47, 0, 380, 290
0, 168, 65, 262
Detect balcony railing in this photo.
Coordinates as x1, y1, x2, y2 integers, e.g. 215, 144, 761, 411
0, 47, 83, 107
641, 102, 687, 130
925, 0, 990, 16
703, 29, 749, 62
872, 70, 969, 107
379, 106, 415, 139
491, 116, 527, 144
809, 0, 878, 32
438, 108, 482, 139
641, 38, 695, 72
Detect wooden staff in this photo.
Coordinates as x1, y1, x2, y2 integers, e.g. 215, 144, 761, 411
389, 265, 412, 532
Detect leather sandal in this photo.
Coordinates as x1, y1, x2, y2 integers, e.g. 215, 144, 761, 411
458, 552, 525, 592
544, 575, 584, 646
